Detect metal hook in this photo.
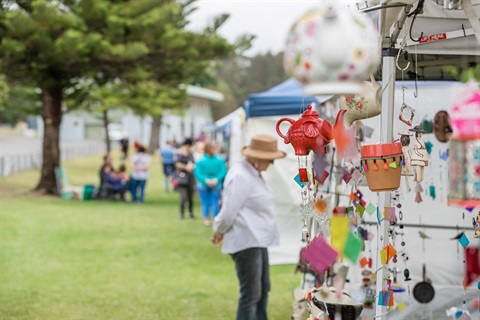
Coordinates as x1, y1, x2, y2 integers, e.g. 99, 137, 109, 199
396, 48, 410, 71
407, 0, 425, 42
408, 15, 423, 42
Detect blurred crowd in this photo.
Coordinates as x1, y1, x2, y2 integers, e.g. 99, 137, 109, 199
96, 136, 229, 226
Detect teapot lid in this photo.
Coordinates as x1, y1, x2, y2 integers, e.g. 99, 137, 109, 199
302, 104, 319, 117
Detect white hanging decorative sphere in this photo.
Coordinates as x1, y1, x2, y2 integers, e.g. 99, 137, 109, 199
284, 5, 380, 95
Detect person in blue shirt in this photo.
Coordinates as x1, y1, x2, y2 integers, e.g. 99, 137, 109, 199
193, 142, 228, 226
159, 140, 176, 192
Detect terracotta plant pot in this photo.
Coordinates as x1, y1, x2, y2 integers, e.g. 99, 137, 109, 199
361, 143, 403, 192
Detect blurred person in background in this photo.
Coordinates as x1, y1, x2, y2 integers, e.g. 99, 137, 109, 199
130, 145, 151, 204
174, 138, 196, 219
159, 140, 177, 192
119, 132, 129, 160
211, 134, 286, 320
192, 140, 205, 162
193, 142, 227, 226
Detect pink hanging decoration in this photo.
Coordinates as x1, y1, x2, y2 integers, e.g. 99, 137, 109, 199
364, 161, 369, 171
415, 192, 423, 203
301, 235, 338, 275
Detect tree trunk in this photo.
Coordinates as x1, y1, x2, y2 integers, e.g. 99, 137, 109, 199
102, 110, 111, 153
149, 115, 162, 154
35, 85, 63, 195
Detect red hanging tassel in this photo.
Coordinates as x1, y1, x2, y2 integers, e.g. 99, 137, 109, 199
373, 160, 378, 171
415, 192, 422, 203
383, 159, 388, 170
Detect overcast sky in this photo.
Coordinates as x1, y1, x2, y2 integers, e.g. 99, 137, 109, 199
188, 0, 357, 56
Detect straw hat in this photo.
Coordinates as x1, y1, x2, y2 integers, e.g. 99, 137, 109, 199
242, 134, 286, 160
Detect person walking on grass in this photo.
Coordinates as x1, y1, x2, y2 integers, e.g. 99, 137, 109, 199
130, 145, 151, 203
193, 142, 227, 226
159, 140, 176, 193
175, 138, 195, 219
211, 134, 286, 320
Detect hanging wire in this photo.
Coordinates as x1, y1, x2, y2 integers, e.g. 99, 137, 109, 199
414, 42, 419, 98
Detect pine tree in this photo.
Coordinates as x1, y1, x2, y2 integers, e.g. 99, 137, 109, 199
1, 0, 232, 194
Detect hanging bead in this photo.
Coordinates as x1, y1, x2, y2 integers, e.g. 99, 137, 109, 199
383, 159, 388, 170
373, 160, 378, 171
302, 226, 310, 242
400, 156, 404, 167
364, 161, 369, 172
299, 168, 308, 182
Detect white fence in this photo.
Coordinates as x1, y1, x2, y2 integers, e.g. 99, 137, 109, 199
0, 141, 105, 177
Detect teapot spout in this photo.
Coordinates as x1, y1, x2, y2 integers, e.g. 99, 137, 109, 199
333, 109, 347, 133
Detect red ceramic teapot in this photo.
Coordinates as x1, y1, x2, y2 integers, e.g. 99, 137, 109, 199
276, 105, 347, 155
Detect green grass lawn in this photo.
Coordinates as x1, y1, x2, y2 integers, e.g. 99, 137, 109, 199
0, 152, 300, 320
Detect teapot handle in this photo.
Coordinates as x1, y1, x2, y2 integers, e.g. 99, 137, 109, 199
276, 118, 295, 143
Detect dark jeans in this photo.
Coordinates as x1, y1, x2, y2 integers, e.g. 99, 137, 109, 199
130, 178, 147, 203
231, 247, 270, 320
178, 184, 194, 217
163, 163, 175, 192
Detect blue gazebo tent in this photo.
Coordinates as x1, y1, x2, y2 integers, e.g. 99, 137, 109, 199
243, 78, 332, 118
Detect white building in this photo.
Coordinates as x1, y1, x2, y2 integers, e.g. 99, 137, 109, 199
33, 85, 224, 146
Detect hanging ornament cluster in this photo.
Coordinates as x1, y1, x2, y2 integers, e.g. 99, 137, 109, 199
277, 104, 348, 242
447, 81, 480, 207
360, 143, 403, 191
283, 4, 380, 95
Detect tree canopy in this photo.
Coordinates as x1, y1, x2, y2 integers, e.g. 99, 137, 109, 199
1, 0, 233, 194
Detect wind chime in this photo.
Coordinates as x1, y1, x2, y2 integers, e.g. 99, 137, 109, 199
276, 105, 347, 241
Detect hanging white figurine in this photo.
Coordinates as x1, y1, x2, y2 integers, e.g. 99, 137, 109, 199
398, 130, 414, 192
408, 125, 429, 182
398, 130, 414, 176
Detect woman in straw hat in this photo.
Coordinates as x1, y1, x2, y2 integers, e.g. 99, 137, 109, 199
211, 134, 286, 320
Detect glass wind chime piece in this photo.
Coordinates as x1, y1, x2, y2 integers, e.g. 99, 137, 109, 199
399, 86, 415, 126
300, 203, 315, 222
298, 155, 309, 183
313, 195, 329, 223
